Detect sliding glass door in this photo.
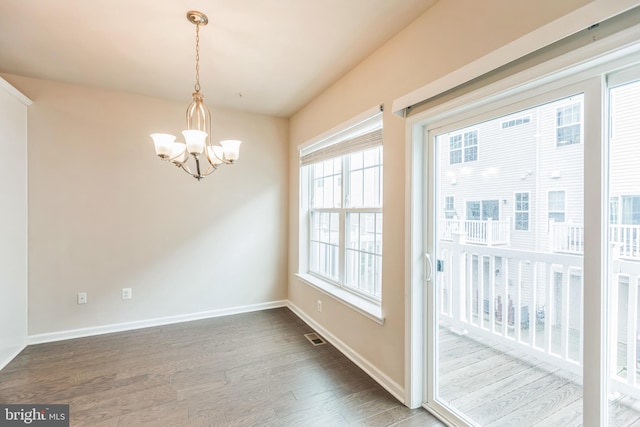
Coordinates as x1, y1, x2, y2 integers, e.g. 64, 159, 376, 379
428, 86, 587, 426
607, 66, 640, 425
420, 55, 640, 424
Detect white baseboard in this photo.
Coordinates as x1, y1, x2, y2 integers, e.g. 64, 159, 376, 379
0, 343, 27, 371
27, 300, 288, 345
23, 299, 405, 407
287, 301, 405, 404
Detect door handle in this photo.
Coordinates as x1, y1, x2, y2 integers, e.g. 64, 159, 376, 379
425, 253, 433, 282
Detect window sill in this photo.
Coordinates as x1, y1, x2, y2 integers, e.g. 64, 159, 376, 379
295, 273, 385, 325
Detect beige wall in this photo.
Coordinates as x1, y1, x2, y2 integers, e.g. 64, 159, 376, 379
0, 78, 28, 366
2, 74, 289, 335
288, 0, 591, 390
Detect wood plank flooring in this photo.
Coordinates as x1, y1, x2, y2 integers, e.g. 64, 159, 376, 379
0, 308, 443, 427
437, 327, 640, 426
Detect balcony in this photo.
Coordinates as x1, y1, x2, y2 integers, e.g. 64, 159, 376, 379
437, 232, 640, 422
551, 222, 640, 260
440, 218, 511, 246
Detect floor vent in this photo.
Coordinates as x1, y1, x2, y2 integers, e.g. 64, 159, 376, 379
304, 332, 326, 346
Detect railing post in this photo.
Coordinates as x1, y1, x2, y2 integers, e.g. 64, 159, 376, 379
609, 242, 621, 396
487, 218, 493, 246
451, 231, 468, 334
549, 219, 555, 252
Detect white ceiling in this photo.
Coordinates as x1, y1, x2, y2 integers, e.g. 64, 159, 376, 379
0, 0, 437, 117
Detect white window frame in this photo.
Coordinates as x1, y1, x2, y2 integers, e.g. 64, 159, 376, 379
444, 195, 455, 219
465, 199, 499, 221
548, 189, 567, 224
501, 115, 532, 129
448, 129, 478, 164
514, 192, 530, 231
556, 101, 583, 146
307, 149, 383, 300
297, 106, 384, 323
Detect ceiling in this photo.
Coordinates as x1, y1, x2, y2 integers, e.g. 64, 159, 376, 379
0, 0, 437, 117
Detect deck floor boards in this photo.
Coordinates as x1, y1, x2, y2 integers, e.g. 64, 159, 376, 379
438, 327, 640, 426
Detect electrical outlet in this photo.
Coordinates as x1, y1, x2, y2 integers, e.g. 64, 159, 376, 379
122, 288, 132, 300
317, 300, 322, 312
77, 292, 87, 304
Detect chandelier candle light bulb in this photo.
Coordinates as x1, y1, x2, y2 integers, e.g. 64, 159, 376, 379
150, 10, 241, 181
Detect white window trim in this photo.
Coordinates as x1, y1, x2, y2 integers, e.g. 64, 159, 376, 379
448, 129, 479, 164
514, 191, 530, 231
555, 100, 583, 147
295, 272, 384, 324
501, 114, 532, 129
548, 189, 568, 223
298, 106, 384, 324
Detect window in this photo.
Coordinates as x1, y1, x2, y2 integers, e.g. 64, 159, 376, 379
299, 108, 383, 308
449, 130, 478, 164
466, 200, 499, 221
444, 196, 455, 219
514, 192, 529, 230
556, 101, 581, 146
466, 201, 480, 220
548, 190, 566, 223
610, 197, 619, 224
621, 195, 640, 225
501, 115, 531, 129
308, 147, 383, 299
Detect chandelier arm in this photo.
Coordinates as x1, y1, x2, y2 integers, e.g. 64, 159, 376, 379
202, 162, 217, 175
178, 162, 195, 176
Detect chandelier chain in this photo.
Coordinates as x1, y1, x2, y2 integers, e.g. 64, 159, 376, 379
194, 23, 201, 93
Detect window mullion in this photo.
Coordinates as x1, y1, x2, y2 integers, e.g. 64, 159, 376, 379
339, 156, 348, 287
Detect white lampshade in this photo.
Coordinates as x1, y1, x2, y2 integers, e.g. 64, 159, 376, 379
207, 146, 224, 165
170, 142, 188, 164
220, 139, 242, 161
182, 130, 208, 155
150, 133, 176, 158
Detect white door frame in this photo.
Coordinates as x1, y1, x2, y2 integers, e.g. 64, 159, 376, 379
403, 27, 640, 425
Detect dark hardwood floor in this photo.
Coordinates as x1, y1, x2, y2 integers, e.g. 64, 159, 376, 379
0, 308, 443, 426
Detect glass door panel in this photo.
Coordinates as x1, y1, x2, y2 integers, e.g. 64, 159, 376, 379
433, 94, 585, 426
607, 75, 640, 425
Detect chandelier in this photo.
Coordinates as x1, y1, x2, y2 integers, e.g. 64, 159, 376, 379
151, 11, 241, 181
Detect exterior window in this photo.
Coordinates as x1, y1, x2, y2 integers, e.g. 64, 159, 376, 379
556, 102, 581, 146
306, 146, 383, 300
548, 190, 566, 223
610, 197, 619, 224
444, 196, 456, 219
449, 130, 478, 164
515, 192, 529, 230
449, 134, 462, 164
466, 200, 499, 220
621, 195, 640, 225
501, 115, 531, 129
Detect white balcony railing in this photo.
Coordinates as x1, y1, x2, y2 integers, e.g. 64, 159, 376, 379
440, 218, 510, 246
551, 222, 640, 260
438, 232, 640, 399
